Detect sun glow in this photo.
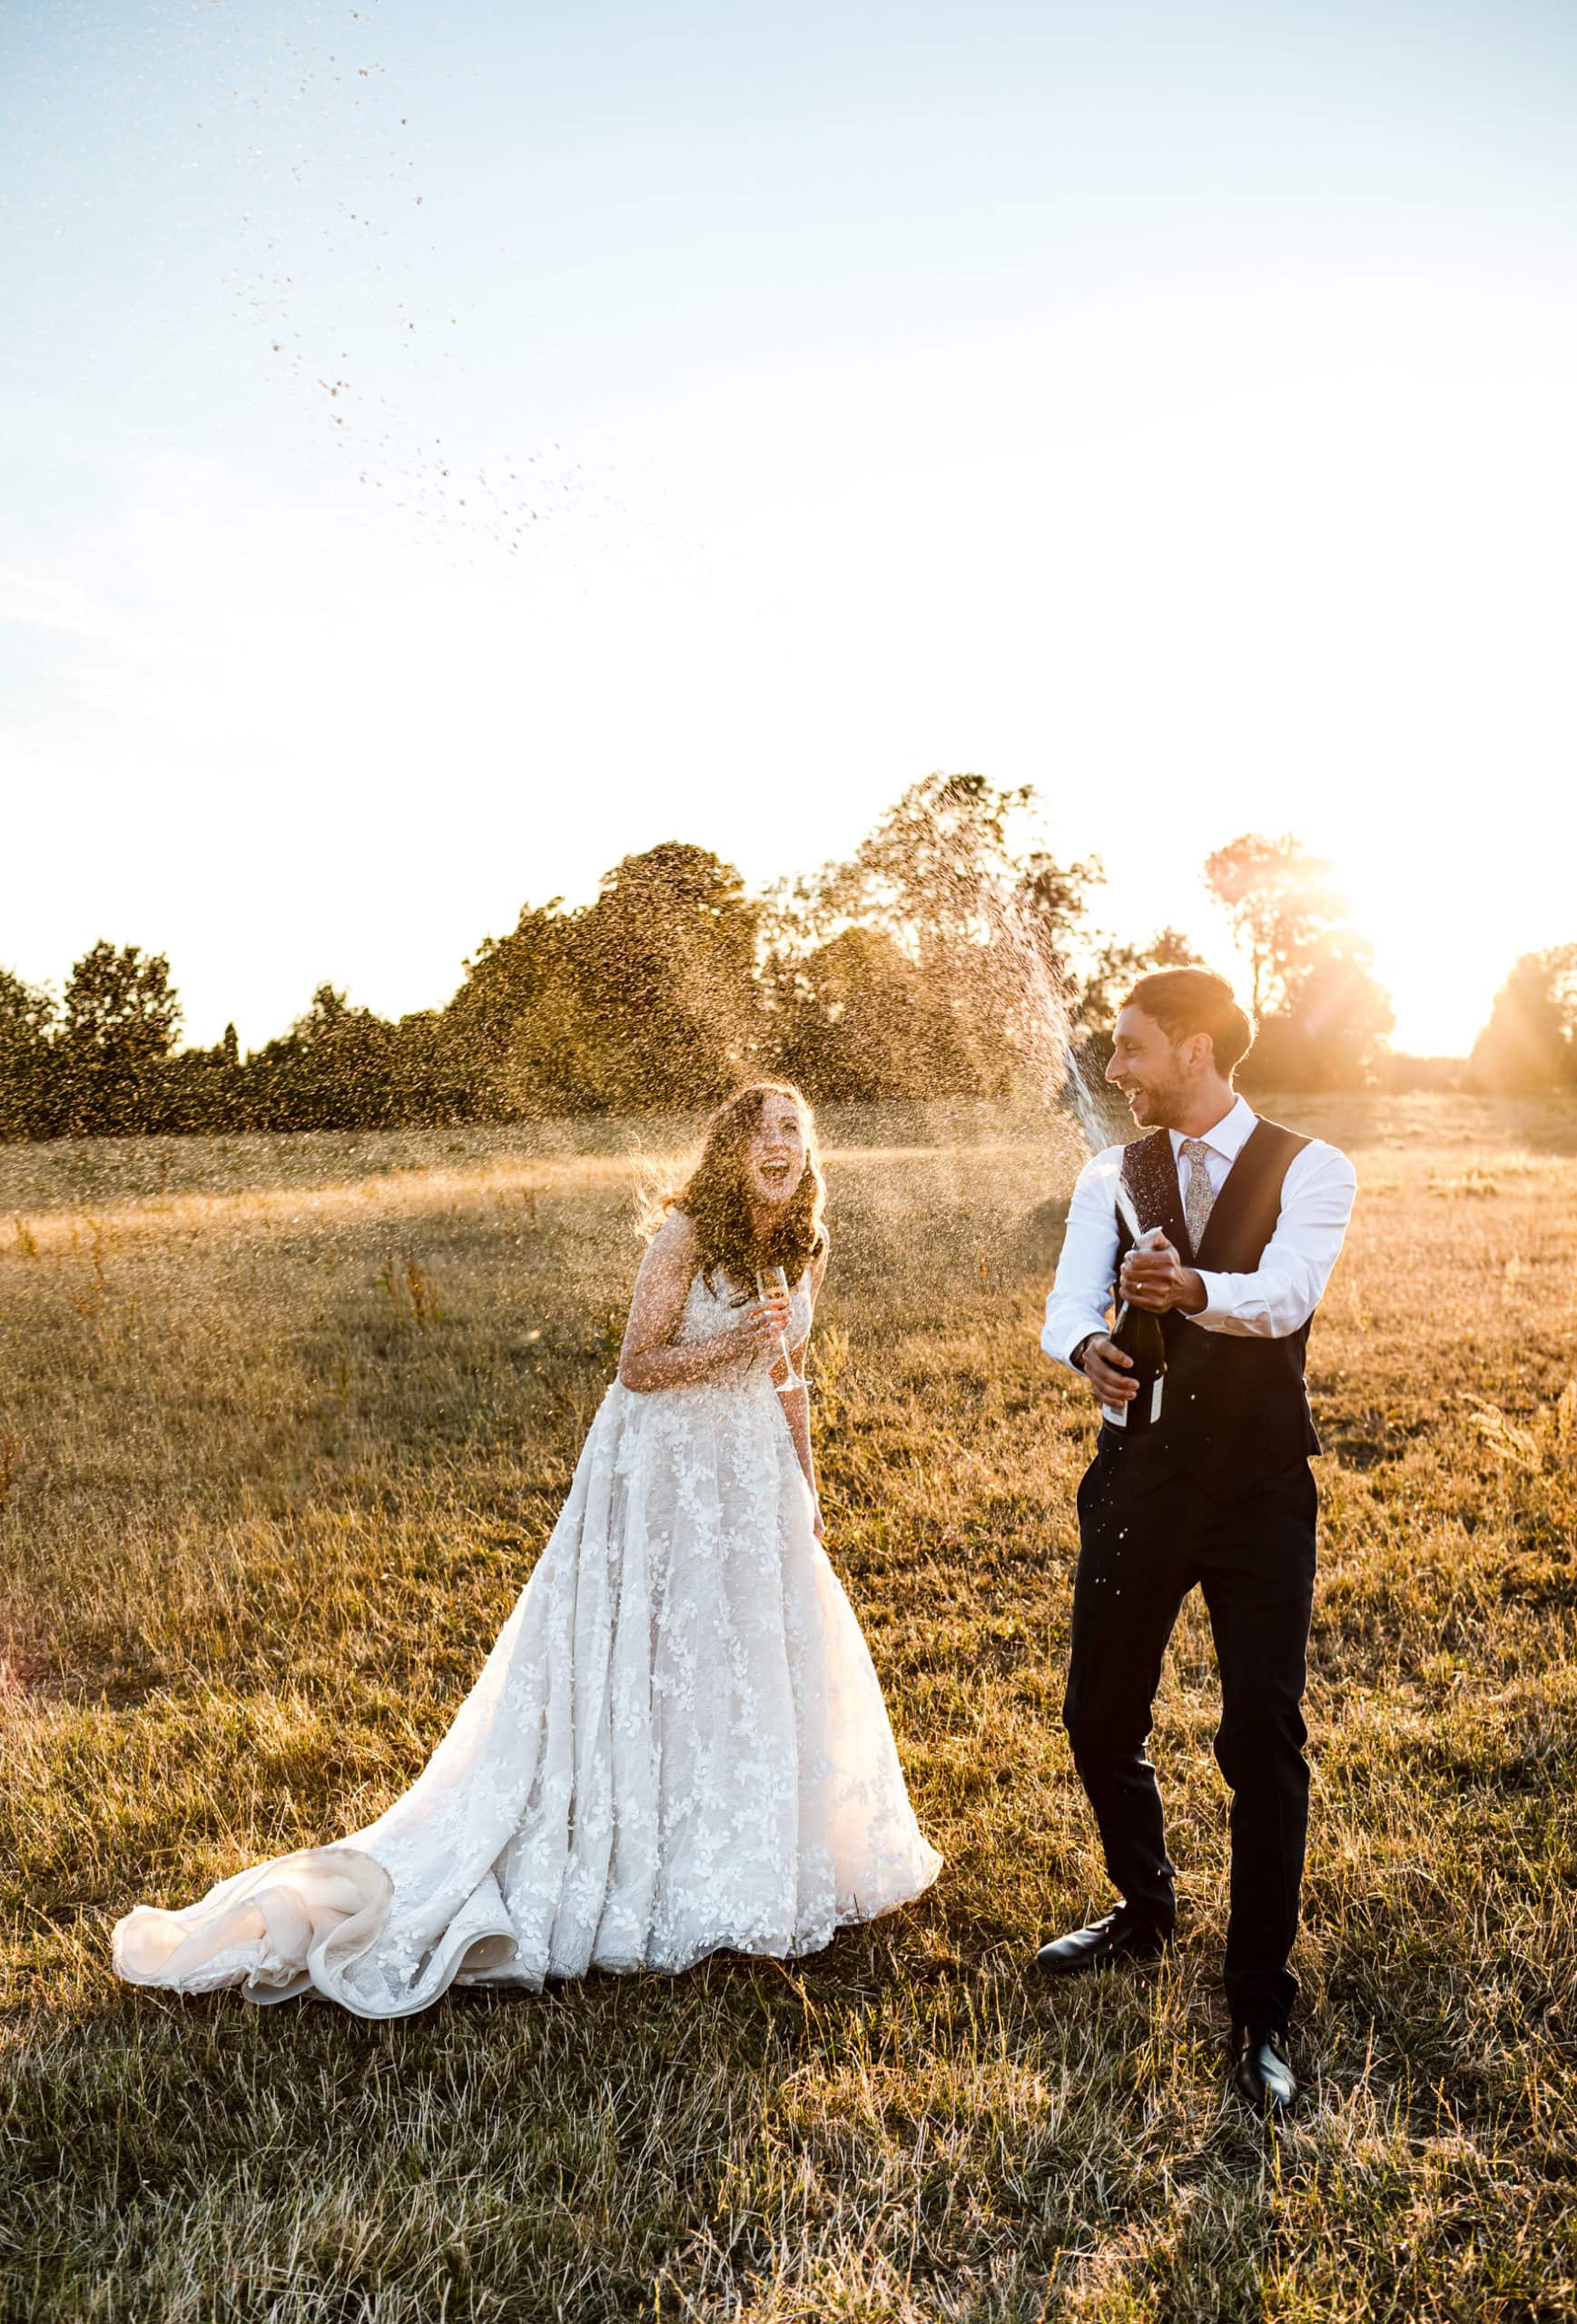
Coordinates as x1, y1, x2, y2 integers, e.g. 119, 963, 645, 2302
1330, 838, 1540, 1062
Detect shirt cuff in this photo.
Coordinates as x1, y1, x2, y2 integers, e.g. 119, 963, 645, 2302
1041, 1317, 1108, 1371
1184, 1270, 1233, 1328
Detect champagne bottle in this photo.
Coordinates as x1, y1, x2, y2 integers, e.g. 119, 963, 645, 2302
1099, 1295, 1167, 1432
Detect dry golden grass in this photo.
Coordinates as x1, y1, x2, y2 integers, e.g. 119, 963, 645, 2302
2, 1094, 1575, 2322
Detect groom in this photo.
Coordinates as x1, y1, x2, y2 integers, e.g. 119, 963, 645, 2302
1037, 968, 1356, 2114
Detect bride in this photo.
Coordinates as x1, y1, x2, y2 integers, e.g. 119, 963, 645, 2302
113, 1082, 941, 2017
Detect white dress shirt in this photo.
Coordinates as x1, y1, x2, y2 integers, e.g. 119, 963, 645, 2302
1040, 1095, 1357, 1372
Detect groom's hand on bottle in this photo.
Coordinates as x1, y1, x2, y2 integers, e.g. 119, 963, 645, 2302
1079, 1336, 1137, 1405
1119, 1235, 1207, 1315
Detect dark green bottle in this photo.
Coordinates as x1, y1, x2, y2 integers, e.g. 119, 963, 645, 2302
1100, 1297, 1168, 1433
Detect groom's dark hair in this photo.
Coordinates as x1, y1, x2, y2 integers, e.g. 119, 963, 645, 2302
1123, 968, 1256, 1078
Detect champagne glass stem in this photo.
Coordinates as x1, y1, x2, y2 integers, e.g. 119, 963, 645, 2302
755, 1268, 804, 1393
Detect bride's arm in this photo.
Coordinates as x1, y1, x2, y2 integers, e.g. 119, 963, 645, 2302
617, 1213, 789, 1393
777, 1240, 829, 1538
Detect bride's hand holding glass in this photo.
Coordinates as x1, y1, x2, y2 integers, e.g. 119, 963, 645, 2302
733, 1287, 793, 1364
754, 1265, 805, 1392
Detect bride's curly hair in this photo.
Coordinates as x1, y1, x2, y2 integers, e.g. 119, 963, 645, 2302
657, 1082, 827, 1295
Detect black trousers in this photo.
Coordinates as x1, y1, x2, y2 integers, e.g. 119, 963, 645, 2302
1061, 1450, 1317, 2025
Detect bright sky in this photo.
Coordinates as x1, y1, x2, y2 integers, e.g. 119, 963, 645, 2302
5, 0, 1576, 1057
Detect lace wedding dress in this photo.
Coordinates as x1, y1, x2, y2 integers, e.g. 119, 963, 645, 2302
113, 1267, 941, 2017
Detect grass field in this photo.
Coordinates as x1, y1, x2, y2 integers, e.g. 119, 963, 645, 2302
3, 1095, 1576, 2322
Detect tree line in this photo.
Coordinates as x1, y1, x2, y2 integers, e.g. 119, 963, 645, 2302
0, 775, 1562, 1141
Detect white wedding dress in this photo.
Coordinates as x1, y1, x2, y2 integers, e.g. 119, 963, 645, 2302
113, 1266, 941, 2017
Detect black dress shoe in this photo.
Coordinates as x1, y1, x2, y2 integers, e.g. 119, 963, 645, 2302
1231, 2022, 1298, 2116
1033, 1910, 1170, 1978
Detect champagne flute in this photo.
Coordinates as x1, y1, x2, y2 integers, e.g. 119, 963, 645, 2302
754, 1265, 804, 1393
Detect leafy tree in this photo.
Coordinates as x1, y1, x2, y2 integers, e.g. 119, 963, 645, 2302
818, 772, 1098, 957
446, 902, 580, 1115
774, 773, 1101, 1101
772, 927, 981, 1102
385, 1009, 478, 1126
57, 942, 181, 1134
446, 847, 761, 1115
245, 985, 403, 1130
2, 799, 1427, 1147
1202, 834, 1351, 1019
156, 1039, 244, 1135
0, 969, 57, 1140
1244, 950, 1396, 1091
573, 844, 762, 1108
1202, 835, 1393, 1088
1471, 947, 1577, 1091
822, 772, 1033, 948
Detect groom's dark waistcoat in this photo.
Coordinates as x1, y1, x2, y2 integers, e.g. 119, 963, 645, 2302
1102, 1118, 1318, 1497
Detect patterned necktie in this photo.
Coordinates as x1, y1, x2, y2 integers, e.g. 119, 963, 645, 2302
1179, 1137, 1216, 1253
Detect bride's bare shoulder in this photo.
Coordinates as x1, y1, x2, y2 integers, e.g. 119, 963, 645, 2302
642, 1208, 699, 1275
625, 1212, 701, 1350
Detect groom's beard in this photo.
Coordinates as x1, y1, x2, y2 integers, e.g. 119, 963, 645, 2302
1115, 1077, 1185, 1130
